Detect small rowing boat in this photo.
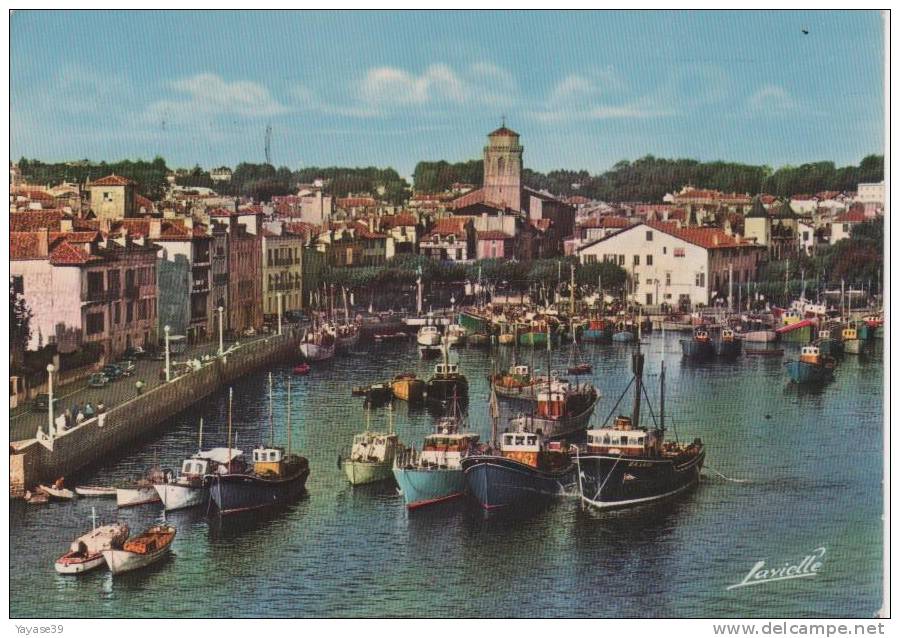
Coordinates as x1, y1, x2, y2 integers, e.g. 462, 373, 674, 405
74, 486, 117, 498
292, 363, 311, 376
102, 524, 176, 575
56, 511, 129, 575
37, 484, 76, 501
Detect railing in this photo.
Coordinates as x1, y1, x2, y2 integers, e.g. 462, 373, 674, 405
269, 282, 300, 292
269, 257, 296, 267
84, 289, 113, 303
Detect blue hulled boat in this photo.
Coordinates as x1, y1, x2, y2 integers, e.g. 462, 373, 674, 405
392, 399, 480, 509
713, 328, 742, 358
785, 345, 835, 384
815, 329, 844, 357
680, 328, 715, 360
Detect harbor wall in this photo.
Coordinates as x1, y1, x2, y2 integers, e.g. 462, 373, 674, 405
9, 331, 300, 494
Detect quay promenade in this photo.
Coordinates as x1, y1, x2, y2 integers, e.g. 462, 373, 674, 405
9, 328, 302, 496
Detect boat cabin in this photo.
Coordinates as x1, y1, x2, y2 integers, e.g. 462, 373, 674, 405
419, 326, 439, 336
842, 327, 858, 341
586, 416, 659, 457
253, 447, 288, 477
694, 329, 710, 342
500, 429, 542, 467
421, 427, 479, 465
535, 379, 571, 418
818, 330, 833, 341
721, 328, 735, 342
509, 365, 530, 377
433, 362, 460, 377
799, 345, 822, 364
350, 432, 398, 463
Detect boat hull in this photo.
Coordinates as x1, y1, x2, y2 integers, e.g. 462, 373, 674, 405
154, 483, 208, 512
462, 456, 575, 510
210, 468, 309, 515
102, 546, 171, 575
344, 460, 394, 486
578, 449, 705, 510
785, 360, 834, 384
116, 486, 161, 507
336, 332, 360, 351
714, 339, 742, 358
74, 486, 116, 498
426, 377, 469, 404
816, 338, 844, 357
392, 377, 426, 403
300, 342, 335, 361
581, 329, 611, 343
612, 331, 634, 343
843, 338, 862, 354
392, 466, 467, 509
742, 330, 777, 343
55, 553, 106, 574
680, 339, 715, 360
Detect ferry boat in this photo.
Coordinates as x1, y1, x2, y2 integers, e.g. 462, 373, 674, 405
392, 398, 479, 509
508, 376, 598, 440
842, 325, 862, 354
425, 340, 469, 405
489, 364, 547, 401
576, 352, 705, 511
680, 328, 714, 360
209, 388, 310, 515
463, 390, 576, 510
785, 345, 835, 384
391, 373, 426, 403
713, 328, 742, 358
55, 512, 129, 575
102, 524, 176, 575
299, 326, 336, 361
340, 407, 404, 485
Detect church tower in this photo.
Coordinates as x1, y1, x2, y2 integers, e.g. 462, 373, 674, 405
483, 119, 523, 212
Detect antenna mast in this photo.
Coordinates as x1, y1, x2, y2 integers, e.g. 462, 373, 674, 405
265, 124, 272, 165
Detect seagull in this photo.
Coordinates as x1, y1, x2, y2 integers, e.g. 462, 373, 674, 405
801, 28, 809, 35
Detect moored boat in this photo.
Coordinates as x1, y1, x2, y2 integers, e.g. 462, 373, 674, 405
785, 345, 835, 384
56, 513, 129, 575
155, 445, 243, 512
576, 352, 705, 511
340, 407, 404, 485
815, 329, 844, 357
416, 325, 441, 347
299, 325, 336, 361
425, 339, 469, 405
742, 329, 778, 343
445, 324, 467, 347
490, 364, 547, 401
508, 376, 598, 440
102, 524, 176, 575
680, 328, 714, 360
842, 325, 862, 354
713, 328, 742, 358
292, 363, 311, 376
391, 373, 426, 403
116, 466, 167, 507
37, 482, 77, 501
74, 486, 117, 498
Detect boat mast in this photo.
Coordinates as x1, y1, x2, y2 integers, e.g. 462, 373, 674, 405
659, 359, 666, 434
286, 376, 292, 457
227, 387, 233, 466
631, 351, 644, 429
268, 372, 275, 447
198, 417, 203, 454
570, 263, 575, 318
343, 286, 350, 326
387, 402, 394, 435
489, 385, 500, 448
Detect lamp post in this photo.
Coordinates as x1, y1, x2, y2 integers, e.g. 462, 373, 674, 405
217, 306, 224, 355
164, 325, 171, 382
277, 292, 283, 336
46, 364, 55, 439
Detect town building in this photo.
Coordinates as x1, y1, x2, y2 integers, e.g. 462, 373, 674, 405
88, 175, 138, 220
829, 210, 868, 245
210, 167, 233, 183
261, 225, 305, 319
418, 216, 475, 262
576, 221, 765, 309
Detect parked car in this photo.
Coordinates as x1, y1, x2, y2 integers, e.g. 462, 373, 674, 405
149, 349, 166, 361
88, 373, 110, 388
123, 345, 147, 359
31, 393, 54, 412
117, 360, 136, 376
101, 364, 123, 381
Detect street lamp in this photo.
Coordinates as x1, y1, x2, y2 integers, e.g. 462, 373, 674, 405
164, 325, 171, 382
217, 306, 224, 355
277, 292, 283, 336
46, 364, 55, 439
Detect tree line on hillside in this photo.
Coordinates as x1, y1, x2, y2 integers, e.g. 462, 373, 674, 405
16, 157, 170, 200
412, 155, 884, 202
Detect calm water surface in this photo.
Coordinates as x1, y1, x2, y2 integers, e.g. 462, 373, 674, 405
9, 333, 884, 618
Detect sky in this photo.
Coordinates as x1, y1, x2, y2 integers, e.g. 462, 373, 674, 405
10, 10, 886, 179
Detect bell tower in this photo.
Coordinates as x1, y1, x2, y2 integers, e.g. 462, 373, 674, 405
483, 118, 523, 212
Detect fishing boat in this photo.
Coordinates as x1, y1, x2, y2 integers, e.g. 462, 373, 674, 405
576, 352, 705, 511
518, 320, 557, 347
74, 486, 117, 498
490, 364, 546, 400
580, 319, 611, 343
102, 524, 176, 575
416, 325, 441, 347
498, 332, 516, 346
210, 386, 310, 515
425, 339, 469, 404
680, 328, 715, 360
567, 319, 593, 373
364, 382, 393, 406
116, 466, 167, 507
55, 510, 129, 575
154, 430, 243, 512
292, 363, 311, 376
785, 345, 835, 384
713, 328, 742, 358
842, 325, 862, 354
391, 373, 426, 403
815, 329, 844, 357
467, 332, 491, 347
463, 388, 576, 511
331, 322, 361, 351
742, 329, 778, 343
393, 396, 479, 509
612, 321, 634, 343
340, 406, 404, 485
509, 376, 598, 440
299, 325, 336, 361
445, 324, 468, 347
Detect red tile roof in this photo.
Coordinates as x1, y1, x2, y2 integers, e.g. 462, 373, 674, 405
49, 240, 99, 265
489, 125, 519, 137
10, 232, 46, 260
644, 221, 755, 250
431, 217, 470, 236
580, 216, 630, 229
135, 194, 154, 210
382, 213, 418, 227
14, 189, 55, 201
90, 174, 136, 187
835, 211, 867, 223
284, 221, 321, 237
336, 197, 377, 209
10, 210, 67, 231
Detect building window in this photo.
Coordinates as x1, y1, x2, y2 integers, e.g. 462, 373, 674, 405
11, 276, 23, 295
695, 273, 705, 287
127, 302, 133, 323
663, 246, 667, 255
646, 255, 653, 266
646, 231, 653, 241
619, 255, 625, 266
86, 312, 104, 335
633, 255, 640, 266
114, 302, 121, 324
674, 247, 685, 258
665, 272, 671, 286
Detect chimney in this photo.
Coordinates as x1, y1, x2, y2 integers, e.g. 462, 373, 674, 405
37, 228, 49, 257
149, 218, 162, 239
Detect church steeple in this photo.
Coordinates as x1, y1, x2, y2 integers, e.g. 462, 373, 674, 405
483, 120, 522, 211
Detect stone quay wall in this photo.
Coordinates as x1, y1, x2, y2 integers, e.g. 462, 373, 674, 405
9, 330, 300, 496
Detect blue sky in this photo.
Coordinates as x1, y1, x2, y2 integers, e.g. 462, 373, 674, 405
11, 10, 885, 178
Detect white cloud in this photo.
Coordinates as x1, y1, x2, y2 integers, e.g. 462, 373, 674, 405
747, 84, 799, 114
532, 70, 673, 122
145, 73, 288, 125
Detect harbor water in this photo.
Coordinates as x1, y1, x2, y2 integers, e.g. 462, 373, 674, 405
10, 332, 883, 618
